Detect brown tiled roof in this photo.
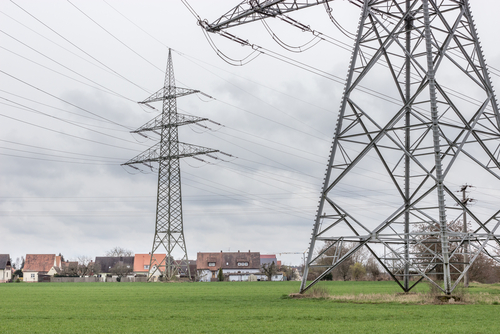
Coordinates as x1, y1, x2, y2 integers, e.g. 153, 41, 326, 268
197, 251, 260, 270
23, 254, 57, 272
61, 261, 78, 269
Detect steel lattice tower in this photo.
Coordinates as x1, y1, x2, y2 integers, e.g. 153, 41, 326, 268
204, 0, 500, 295
123, 49, 217, 281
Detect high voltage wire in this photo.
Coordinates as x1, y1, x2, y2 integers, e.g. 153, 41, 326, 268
98, 1, 339, 115
0, 112, 141, 152
0, 152, 119, 165
181, 173, 314, 220
0, 139, 125, 161
0, 46, 137, 103
0, 98, 149, 146
0, 146, 122, 163
0, 69, 134, 130
0, 9, 155, 86
3, 0, 338, 177
2, 1, 496, 227
0, 29, 141, 105
9, 0, 152, 94
66, 0, 165, 74
0, 89, 129, 126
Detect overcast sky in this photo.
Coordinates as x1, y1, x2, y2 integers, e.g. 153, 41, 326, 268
1, 0, 500, 266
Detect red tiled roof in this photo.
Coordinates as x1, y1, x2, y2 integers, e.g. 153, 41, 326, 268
260, 254, 277, 259
23, 254, 57, 272
133, 254, 166, 272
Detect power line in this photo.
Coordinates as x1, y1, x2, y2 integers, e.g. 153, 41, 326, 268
0, 69, 133, 130
0, 112, 141, 152
9, 0, 152, 94
0, 138, 125, 160
0, 45, 137, 103
0, 89, 130, 128
0, 97, 149, 146
67, 0, 165, 74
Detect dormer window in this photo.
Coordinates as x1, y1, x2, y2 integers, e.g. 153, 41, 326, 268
237, 262, 248, 267
208, 262, 216, 267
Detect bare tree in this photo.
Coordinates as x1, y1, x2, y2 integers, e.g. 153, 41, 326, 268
280, 265, 295, 281
90, 262, 101, 276
309, 241, 367, 281
77, 256, 97, 276
412, 220, 500, 284
261, 261, 277, 281
106, 247, 133, 257
468, 252, 499, 283
59, 262, 79, 277
365, 256, 381, 280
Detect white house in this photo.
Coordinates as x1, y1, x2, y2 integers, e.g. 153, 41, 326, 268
23, 254, 62, 282
0, 255, 12, 283
196, 251, 261, 282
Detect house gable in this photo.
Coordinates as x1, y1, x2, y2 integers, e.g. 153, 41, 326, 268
0, 254, 11, 270
133, 254, 167, 273
0, 254, 12, 283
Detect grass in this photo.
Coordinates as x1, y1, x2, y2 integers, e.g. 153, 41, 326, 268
1, 280, 499, 333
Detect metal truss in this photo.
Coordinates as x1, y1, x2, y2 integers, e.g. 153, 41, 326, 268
205, 0, 500, 295
131, 113, 208, 134
204, 0, 344, 32
123, 49, 218, 281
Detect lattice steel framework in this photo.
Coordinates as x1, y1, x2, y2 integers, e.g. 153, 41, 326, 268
204, 0, 500, 295
123, 49, 217, 281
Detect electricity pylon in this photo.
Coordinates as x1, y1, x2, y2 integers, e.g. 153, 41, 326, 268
204, 0, 500, 295
123, 49, 218, 281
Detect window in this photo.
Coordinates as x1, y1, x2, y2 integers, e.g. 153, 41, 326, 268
144, 265, 150, 270
237, 262, 249, 267
208, 262, 216, 267
31, 274, 35, 278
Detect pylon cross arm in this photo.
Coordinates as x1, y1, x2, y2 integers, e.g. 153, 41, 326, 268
121, 142, 219, 166
121, 143, 161, 166
177, 142, 219, 159
204, 0, 335, 32
131, 113, 209, 134
140, 87, 199, 104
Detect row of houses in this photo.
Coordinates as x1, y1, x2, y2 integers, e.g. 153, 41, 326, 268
0, 251, 285, 283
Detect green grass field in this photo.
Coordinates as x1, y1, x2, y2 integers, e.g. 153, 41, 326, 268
1, 280, 500, 333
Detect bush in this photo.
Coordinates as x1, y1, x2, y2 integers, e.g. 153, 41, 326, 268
350, 262, 366, 281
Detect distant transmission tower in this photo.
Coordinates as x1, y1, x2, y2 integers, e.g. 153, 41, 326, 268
204, 0, 500, 295
123, 49, 218, 281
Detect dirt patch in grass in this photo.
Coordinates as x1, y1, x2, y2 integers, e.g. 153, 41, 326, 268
291, 290, 500, 305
